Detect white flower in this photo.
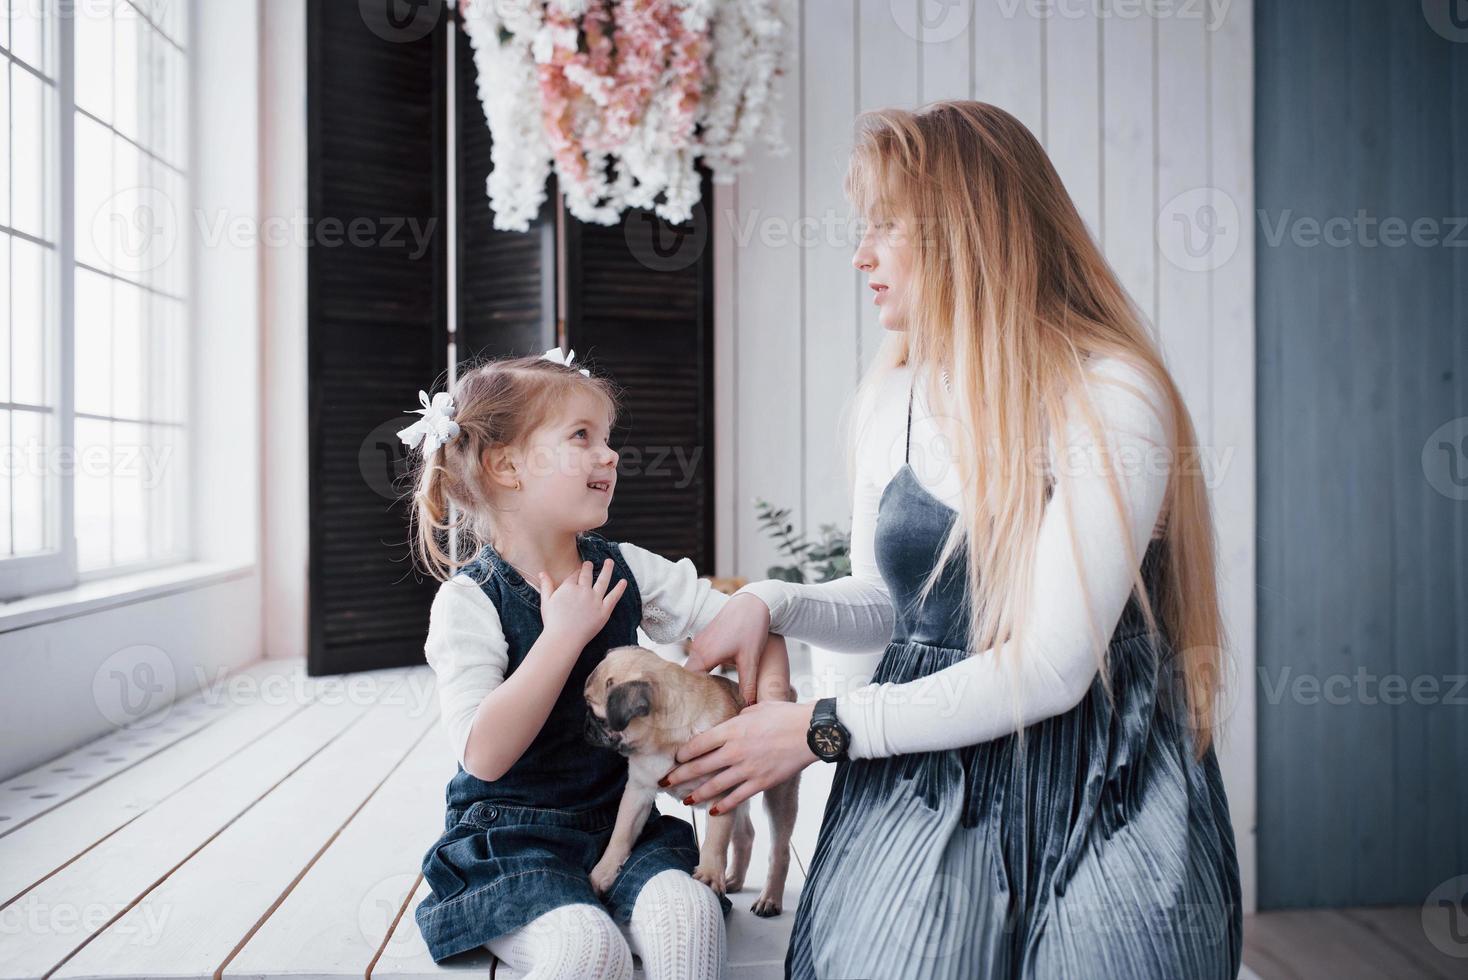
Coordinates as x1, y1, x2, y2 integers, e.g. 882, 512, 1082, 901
397, 390, 461, 454
454, 0, 790, 230
459, 0, 551, 232
542, 346, 591, 376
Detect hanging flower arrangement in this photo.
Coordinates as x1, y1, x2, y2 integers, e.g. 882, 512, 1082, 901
454, 0, 790, 232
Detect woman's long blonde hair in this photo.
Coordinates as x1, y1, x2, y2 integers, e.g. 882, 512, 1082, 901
845, 101, 1225, 759
403, 354, 621, 583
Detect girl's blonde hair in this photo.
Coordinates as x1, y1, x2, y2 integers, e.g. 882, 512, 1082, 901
844, 100, 1226, 760
403, 353, 621, 582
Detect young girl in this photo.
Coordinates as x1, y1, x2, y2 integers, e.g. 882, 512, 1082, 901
404, 349, 782, 979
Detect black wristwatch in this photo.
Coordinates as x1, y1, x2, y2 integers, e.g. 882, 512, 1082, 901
806, 697, 851, 762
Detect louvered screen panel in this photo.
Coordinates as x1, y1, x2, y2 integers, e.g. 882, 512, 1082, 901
306, 0, 448, 675
563, 172, 716, 571
453, 19, 557, 361
307, 8, 718, 674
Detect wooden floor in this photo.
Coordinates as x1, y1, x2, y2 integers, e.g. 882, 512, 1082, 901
0, 654, 1453, 979
1242, 906, 1467, 979
0, 656, 829, 979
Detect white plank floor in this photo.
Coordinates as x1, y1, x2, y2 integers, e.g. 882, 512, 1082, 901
0, 656, 829, 979
5, 653, 1430, 979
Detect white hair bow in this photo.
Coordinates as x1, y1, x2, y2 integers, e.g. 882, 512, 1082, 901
543, 346, 591, 376
396, 389, 461, 454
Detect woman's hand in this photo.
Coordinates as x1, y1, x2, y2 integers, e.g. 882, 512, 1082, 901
537, 559, 627, 650
658, 700, 819, 815
686, 592, 773, 704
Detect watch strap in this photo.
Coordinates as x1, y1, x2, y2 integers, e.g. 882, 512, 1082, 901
811, 696, 840, 726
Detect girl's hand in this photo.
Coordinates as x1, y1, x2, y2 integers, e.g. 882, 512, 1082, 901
686, 592, 773, 704
658, 700, 819, 815
537, 559, 628, 649
752, 633, 794, 705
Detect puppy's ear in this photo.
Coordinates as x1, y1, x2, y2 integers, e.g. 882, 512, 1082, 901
606, 680, 653, 731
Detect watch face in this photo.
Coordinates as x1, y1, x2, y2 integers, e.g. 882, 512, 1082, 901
811, 725, 845, 759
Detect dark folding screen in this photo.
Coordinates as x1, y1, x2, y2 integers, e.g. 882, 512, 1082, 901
563, 189, 716, 568
307, 2, 716, 676
452, 21, 557, 362
306, 0, 448, 676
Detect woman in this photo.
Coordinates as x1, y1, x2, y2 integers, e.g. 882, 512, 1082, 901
660, 101, 1243, 979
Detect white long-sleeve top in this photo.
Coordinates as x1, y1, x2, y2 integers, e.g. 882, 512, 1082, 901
424, 543, 731, 769
735, 356, 1173, 760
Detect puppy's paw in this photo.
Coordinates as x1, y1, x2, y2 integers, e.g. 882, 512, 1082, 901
750, 891, 783, 917
692, 864, 726, 896
589, 858, 622, 896
724, 870, 746, 893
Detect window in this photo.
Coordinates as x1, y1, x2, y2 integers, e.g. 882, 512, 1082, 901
0, 0, 189, 602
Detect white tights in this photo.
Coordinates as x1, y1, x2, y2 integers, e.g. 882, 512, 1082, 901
484, 869, 726, 979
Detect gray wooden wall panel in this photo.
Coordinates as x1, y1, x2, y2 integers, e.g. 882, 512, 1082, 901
1257, 0, 1468, 909
718, 0, 1260, 909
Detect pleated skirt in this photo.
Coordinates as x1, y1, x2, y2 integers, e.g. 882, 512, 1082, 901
785, 627, 1243, 980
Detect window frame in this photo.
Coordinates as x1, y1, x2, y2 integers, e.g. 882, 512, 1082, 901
0, 1, 72, 600
0, 0, 192, 604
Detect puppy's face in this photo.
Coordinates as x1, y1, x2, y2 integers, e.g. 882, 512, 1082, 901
583, 647, 663, 756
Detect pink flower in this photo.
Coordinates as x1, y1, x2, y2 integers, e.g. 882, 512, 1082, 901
459, 0, 786, 227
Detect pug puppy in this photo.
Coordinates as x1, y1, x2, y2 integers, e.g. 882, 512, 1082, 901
584, 645, 800, 916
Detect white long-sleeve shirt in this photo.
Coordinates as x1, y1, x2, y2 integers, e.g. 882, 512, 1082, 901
423, 543, 731, 769
735, 356, 1173, 760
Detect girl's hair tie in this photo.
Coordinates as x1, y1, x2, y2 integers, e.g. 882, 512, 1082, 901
396, 389, 461, 454
543, 345, 591, 376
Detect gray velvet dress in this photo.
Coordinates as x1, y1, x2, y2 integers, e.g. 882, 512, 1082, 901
785, 383, 1243, 979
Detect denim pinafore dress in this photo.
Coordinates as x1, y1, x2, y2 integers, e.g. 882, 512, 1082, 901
414, 532, 726, 963
786, 379, 1243, 980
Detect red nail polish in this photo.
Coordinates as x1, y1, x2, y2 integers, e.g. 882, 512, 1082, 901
657, 777, 669, 788
682, 795, 694, 805
709, 806, 721, 816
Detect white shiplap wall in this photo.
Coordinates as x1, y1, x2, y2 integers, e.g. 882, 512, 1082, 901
712, 0, 1256, 912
